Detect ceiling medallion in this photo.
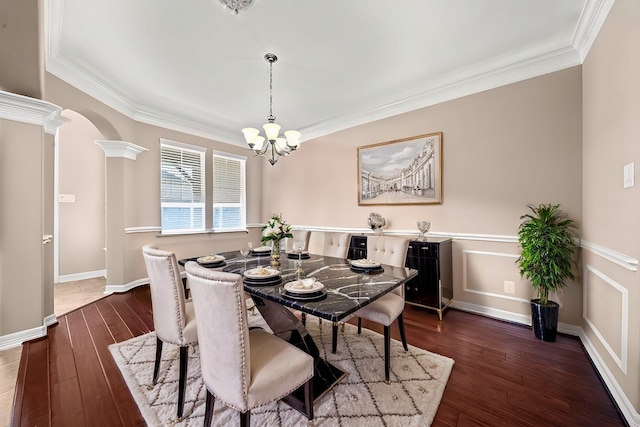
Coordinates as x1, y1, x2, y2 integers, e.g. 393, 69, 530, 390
219, 0, 254, 14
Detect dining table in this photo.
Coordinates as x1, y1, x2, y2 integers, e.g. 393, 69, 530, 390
179, 248, 418, 412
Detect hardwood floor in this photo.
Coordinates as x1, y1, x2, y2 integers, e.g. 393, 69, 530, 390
10, 286, 625, 426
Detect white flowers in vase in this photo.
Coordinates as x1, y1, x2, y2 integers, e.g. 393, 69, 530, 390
261, 213, 293, 247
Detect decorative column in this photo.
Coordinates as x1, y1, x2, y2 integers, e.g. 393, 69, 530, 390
95, 141, 147, 288
0, 91, 64, 348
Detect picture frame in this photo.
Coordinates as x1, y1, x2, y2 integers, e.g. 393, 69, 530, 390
357, 132, 442, 205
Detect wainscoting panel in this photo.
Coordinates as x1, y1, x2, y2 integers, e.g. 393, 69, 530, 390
584, 264, 628, 374
461, 250, 529, 303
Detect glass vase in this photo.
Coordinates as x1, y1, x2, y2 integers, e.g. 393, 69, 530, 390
270, 239, 281, 269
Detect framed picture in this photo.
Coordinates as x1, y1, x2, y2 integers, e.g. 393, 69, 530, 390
357, 132, 442, 205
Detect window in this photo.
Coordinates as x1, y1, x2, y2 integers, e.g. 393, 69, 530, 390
160, 139, 206, 232
213, 151, 246, 231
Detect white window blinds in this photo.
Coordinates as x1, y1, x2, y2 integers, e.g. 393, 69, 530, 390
160, 140, 206, 232
213, 151, 246, 230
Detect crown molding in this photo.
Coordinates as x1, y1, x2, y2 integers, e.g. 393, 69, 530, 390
43, 0, 612, 145
0, 90, 64, 135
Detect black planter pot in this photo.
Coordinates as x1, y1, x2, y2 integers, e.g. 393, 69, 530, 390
530, 299, 559, 342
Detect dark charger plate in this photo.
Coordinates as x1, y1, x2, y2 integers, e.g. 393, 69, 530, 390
250, 250, 271, 256
198, 261, 226, 268
287, 253, 310, 260
243, 276, 282, 287
350, 266, 384, 274
282, 289, 327, 301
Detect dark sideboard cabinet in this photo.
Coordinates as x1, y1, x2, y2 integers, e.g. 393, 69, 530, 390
348, 235, 453, 319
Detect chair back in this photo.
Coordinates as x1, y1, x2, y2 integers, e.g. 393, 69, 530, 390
366, 236, 410, 297
321, 232, 351, 258
142, 245, 190, 344
185, 263, 251, 411
286, 229, 311, 252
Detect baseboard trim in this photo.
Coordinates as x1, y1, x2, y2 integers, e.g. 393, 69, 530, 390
58, 269, 106, 283
103, 271, 186, 294
0, 314, 58, 351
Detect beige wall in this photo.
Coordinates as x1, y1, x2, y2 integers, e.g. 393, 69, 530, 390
1, 0, 639, 421
263, 67, 583, 325
0, 119, 54, 335
582, 0, 640, 414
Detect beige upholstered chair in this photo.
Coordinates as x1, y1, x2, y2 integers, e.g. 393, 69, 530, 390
184, 262, 314, 426
354, 236, 410, 381
141, 245, 198, 419
320, 231, 351, 258
286, 229, 311, 252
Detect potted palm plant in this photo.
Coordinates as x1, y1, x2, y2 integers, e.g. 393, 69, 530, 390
516, 203, 578, 342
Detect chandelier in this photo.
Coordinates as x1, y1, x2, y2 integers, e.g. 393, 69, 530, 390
219, 0, 254, 14
242, 53, 301, 166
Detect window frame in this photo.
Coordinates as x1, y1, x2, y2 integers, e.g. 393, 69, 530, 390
212, 150, 247, 232
159, 138, 206, 233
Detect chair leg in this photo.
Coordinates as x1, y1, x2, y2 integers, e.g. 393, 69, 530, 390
332, 322, 338, 353
384, 325, 391, 382
357, 317, 362, 334
204, 389, 215, 427
153, 337, 163, 385
177, 346, 188, 418
304, 377, 314, 420
240, 410, 250, 427
397, 312, 408, 351
301, 312, 306, 326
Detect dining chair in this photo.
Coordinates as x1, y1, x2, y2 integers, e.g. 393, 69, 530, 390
320, 231, 351, 258
141, 245, 198, 419
353, 235, 410, 381
286, 229, 311, 252
184, 262, 314, 426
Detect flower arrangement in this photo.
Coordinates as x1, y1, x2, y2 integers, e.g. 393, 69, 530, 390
261, 213, 293, 245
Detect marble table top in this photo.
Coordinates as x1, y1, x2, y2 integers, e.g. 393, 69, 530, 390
181, 251, 418, 322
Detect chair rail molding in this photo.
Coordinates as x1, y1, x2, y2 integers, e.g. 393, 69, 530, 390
581, 240, 638, 272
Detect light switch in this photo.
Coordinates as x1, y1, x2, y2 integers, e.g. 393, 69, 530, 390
58, 194, 76, 203
623, 163, 635, 189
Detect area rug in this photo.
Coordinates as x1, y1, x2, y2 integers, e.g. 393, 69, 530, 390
109, 310, 454, 426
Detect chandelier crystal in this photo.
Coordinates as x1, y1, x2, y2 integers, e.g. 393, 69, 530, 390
242, 53, 301, 166
219, 0, 254, 14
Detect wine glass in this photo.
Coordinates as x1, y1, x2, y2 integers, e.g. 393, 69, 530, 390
239, 242, 252, 270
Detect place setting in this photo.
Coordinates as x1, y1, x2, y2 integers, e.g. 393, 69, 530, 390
349, 258, 384, 274
242, 266, 282, 286
250, 245, 272, 256
281, 277, 327, 301
195, 254, 226, 268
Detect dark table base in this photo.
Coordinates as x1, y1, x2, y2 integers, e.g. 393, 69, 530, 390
250, 297, 346, 411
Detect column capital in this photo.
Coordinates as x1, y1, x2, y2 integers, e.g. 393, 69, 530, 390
95, 140, 148, 160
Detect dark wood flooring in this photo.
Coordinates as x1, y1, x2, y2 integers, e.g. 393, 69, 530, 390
11, 286, 626, 426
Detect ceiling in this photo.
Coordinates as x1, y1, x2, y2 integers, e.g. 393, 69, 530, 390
45, 0, 610, 147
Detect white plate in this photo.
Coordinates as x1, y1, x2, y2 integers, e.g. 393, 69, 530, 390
284, 279, 324, 294
350, 259, 381, 269
251, 246, 272, 253
244, 267, 280, 279
197, 255, 225, 264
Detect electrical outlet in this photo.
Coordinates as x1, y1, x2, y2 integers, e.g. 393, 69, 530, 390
504, 281, 516, 295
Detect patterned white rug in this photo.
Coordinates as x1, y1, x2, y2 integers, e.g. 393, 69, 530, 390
109, 310, 454, 426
